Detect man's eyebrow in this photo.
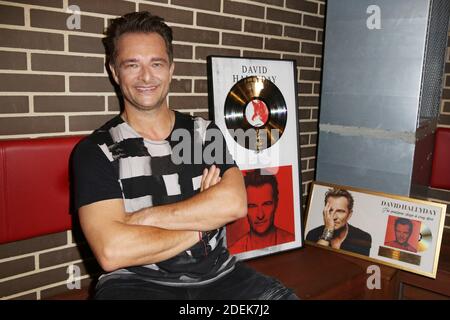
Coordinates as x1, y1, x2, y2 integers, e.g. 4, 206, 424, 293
120, 58, 139, 66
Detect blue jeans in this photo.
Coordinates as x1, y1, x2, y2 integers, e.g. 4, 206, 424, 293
94, 262, 298, 300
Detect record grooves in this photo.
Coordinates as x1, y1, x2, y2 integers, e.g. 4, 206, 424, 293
224, 76, 287, 152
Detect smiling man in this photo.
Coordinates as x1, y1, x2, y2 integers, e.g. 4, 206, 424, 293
71, 11, 297, 300
306, 188, 372, 256
229, 169, 295, 253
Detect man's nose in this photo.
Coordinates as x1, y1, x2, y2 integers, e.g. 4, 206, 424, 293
139, 65, 153, 82
257, 206, 265, 219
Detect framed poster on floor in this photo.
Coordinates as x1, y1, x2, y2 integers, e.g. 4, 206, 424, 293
207, 56, 303, 260
304, 181, 447, 278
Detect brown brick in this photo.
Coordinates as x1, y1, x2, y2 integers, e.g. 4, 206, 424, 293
0, 96, 29, 113
194, 80, 208, 94
301, 159, 308, 170
301, 42, 323, 55
445, 62, 450, 74
0, 256, 35, 279
265, 38, 299, 53
40, 277, 94, 300
243, 51, 280, 59
245, 20, 282, 36
317, 30, 324, 42
31, 54, 104, 73
223, 0, 264, 19
108, 95, 122, 112
299, 96, 319, 107
308, 158, 316, 170
0, 74, 64, 92
300, 133, 309, 146
170, 78, 192, 93
0, 116, 65, 135
298, 82, 313, 94
0, 29, 63, 51
169, 95, 208, 109
172, 27, 219, 45
442, 88, 450, 100
427, 187, 450, 203
69, 114, 117, 131
11, 292, 38, 300
69, 0, 135, 16
39, 244, 93, 268
310, 133, 317, 144
438, 114, 450, 126
139, 4, 193, 25
251, 0, 283, 6
301, 170, 315, 183
69, 35, 104, 54
299, 108, 311, 120
311, 108, 319, 120
284, 54, 314, 67
286, 0, 318, 14
30, 9, 104, 34
34, 96, 104, 113
0, 51, 27, 70
197, 13, 241, 31
299, 120, 318, 133
0, 232, 67, 260
445, 75, 450, 87
171, 0, 220, 12
3, 0, 62, 7
174, 44, 193, 60
285, 26, 316, 41
0, 260, 96, 297
303, 14, 324, 29
320, 3, 326, 16
300, 69, 321, 81
267, 8, 301, 25
443, 101, 450, 113
195, 46, 240, 61
0, 5, 24, 25
173, 62, 205, 77
314, 83, 321, 94
316, 57, 322, 69
70, 76, 115, 92
222, 33, 263, 49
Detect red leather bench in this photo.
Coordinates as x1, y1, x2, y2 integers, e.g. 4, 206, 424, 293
430, 127, 450, 190
0, 136, 83, 244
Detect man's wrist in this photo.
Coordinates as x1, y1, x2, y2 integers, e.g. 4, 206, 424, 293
319, 228, 334, 241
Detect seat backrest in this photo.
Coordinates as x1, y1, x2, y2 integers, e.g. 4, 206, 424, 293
430, 128, 450, 190
0, 136, 83, 244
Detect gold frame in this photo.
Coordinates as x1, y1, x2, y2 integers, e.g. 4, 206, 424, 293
304, 181, 447, 278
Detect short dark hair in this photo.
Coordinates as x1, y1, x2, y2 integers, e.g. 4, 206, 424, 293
324, 188, 354, 211
394, 218, 413, 234
244, 169, 279, 207
103, 11, 173, 66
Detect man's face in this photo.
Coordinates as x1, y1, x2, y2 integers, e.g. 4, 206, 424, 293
395, 223, 411, 244
246, 184, 276, 235
110, 32, 174, 112
326, 196, 352, 230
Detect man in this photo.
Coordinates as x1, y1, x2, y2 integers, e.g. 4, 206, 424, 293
385, 218, 417, 252
71, 11, 297, 300
306, 188, 372, 256
229, 170, 295, 254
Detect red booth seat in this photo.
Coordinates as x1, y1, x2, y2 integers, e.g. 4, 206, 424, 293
430, 128, 450, 190
0, 136, 83, 244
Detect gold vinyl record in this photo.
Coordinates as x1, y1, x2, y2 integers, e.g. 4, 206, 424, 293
224, 76, 287, 152
417, 223, 432, 252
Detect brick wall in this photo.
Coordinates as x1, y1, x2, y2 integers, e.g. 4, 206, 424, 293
0, 0, 325, 299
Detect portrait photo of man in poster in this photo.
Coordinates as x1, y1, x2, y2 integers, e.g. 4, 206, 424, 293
227, 167, 295, 254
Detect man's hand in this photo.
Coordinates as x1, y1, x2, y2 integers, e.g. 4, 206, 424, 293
200, 165, 221, 191
322, 202, 335, 231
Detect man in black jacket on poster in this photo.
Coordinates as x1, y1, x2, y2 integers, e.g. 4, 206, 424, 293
306, 188, 372, 256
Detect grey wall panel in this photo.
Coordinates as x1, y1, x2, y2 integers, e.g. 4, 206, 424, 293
316, 132, 414, 195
